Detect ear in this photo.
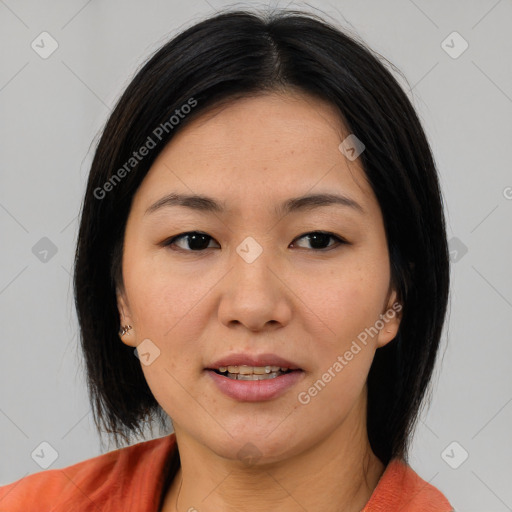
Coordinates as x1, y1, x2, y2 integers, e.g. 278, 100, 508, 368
116, 287, 136, 347
376, 288, 403, 349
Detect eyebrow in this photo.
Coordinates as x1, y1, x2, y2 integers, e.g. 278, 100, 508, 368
144, 192, 365, 217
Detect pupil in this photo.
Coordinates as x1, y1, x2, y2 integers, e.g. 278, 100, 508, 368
188, 233, 209, 250
308, 233, 329, 249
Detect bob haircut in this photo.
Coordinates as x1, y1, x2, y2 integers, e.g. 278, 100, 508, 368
73, 8, 450, 465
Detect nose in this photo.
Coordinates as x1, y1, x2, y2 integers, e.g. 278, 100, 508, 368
216, 239, 293, 332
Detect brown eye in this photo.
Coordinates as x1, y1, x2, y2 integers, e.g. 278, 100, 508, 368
164, 232, 219, 252
163, 230, 347, 253
291, 231, 347, 251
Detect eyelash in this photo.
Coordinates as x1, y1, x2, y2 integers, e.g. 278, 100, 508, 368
162, 231, 348, 253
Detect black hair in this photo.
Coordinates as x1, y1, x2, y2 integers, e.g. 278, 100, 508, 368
73, 8, 450, 465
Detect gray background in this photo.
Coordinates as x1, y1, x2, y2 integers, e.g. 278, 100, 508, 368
1, 0, 511, 510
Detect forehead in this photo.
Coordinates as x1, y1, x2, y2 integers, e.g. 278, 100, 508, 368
131, 92, 377, 218
158, 92, 347, 165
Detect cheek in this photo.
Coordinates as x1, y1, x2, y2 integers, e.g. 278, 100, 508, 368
123, 245, 206, 339
296, 274, 383, 419
307, 263, 389, 346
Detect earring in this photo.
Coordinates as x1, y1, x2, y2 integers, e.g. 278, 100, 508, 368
119, 325, 133, 336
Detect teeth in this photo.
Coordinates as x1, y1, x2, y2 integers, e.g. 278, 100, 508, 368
213, 365, 299, 381
230, 371, 281, 380
224, 365, 284, 374
212, 365, 297, 380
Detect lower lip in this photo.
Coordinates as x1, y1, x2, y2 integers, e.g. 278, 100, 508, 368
206, 369, 305, 402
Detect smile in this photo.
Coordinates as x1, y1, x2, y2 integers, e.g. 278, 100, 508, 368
213, 365, 293, 380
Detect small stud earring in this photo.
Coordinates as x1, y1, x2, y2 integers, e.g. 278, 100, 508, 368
119, 325, 133, 336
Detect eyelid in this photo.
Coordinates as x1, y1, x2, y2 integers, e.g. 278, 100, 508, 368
162, 230, 349, 252
291, 231, 348, 249
161, 231, 217, 249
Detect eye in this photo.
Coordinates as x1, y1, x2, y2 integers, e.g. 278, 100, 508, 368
163, 230, 347, 252
291, 231, 347, 251
163, 231, 219, 252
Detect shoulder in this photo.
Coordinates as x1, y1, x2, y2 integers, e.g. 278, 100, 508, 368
362, 458, 454, 512
0, 433, 177, 512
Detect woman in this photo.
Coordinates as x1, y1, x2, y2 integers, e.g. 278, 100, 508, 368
0, 8, 453, 511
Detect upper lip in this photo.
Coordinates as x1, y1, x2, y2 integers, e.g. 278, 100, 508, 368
207, 353, 302, 370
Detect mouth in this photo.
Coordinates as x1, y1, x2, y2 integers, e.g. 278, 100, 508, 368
205, 363, 305, 402
208, 365, 300, 381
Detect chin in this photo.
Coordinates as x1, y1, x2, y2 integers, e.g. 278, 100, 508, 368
203, 427, 304, 467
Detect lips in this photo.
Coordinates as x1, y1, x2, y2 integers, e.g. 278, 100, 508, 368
206, 353, 302, 371
207, 364, 305, 401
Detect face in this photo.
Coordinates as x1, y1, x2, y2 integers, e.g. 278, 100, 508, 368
116, 91, 401, 465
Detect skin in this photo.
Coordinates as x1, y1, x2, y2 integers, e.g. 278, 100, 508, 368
116, 91, 402, 512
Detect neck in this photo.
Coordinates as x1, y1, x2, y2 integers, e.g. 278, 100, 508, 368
161, 397, 384, 512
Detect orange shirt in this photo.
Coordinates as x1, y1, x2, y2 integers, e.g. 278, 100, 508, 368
0, 433, 453, 511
